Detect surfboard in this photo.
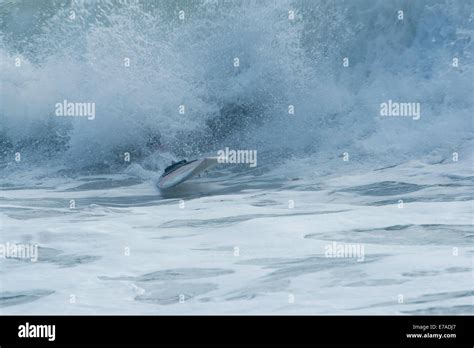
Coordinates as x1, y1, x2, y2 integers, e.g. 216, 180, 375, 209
157, 157, 218, 190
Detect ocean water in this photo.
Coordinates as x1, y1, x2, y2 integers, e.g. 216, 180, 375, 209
0, 0, 473, 314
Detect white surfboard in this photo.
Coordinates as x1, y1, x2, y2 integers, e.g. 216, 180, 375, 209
157, 157, 218, 190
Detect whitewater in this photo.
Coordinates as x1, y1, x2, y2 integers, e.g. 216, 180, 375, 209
0, 0, 473, 314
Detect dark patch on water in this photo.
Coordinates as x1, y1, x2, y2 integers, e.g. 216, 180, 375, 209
192, 245, 235, 252
236, 257, 300, 267
379, 225, 413, 231
135, 282, 218, 305
402, 267, 471, 278
339, 181, 426, 196
305, 224, 473, 246
403, 289, 474, 305
0, 197, 72, 209
353, 290, 474, 310
159, 210, 350, 228
77, 177, 109, 182
373, 164, 401, 171
154, 234, 197, 240
77, 195, 169, 208
225, 255, 384, 301
258, 255, 380, 282
402, 305, 474, 314
402, 270, 439, 277
369, 194, 473, 206
250, 199, 279, 207
0, 290, 54, 307
0, 184, 56, 190
62, 178, 143, 191
443, 174, 474, 182
444, 266, 472, 273
344, 279, 408, 287
6, 246, 100, 267
2, 207, 76, 220
99, 268, 234, 282
225, 279, 290, 301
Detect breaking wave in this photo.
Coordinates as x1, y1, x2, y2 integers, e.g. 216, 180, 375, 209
0, 0, 472, 174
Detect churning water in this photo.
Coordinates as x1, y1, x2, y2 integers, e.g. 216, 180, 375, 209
0, 0, 472, 314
